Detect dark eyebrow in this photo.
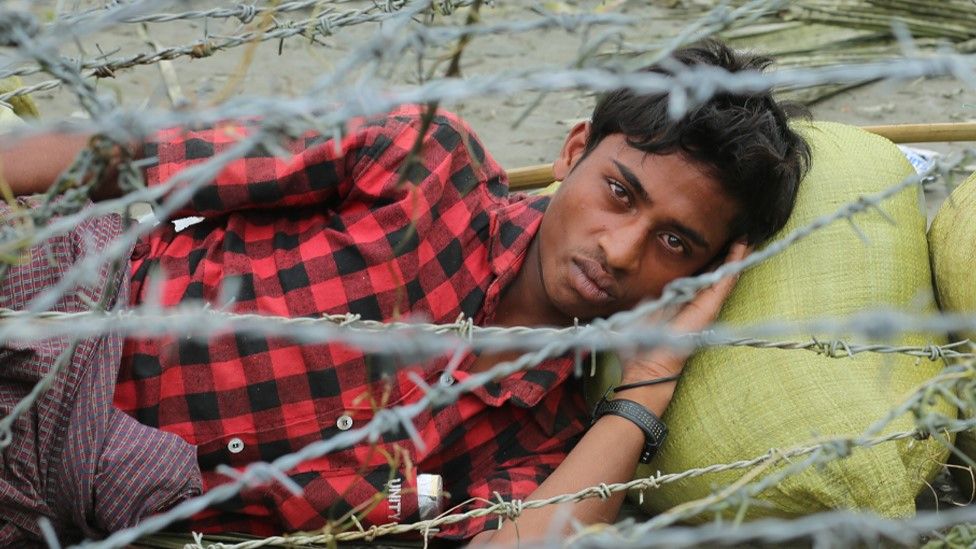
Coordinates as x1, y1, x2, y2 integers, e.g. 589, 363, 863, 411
669, 223, 709, 250
612, 160, 711, 250
613, 160, 650, 203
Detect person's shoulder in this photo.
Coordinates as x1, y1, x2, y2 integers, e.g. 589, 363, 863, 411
356, 104, 507, 199
362, 104, 473, 134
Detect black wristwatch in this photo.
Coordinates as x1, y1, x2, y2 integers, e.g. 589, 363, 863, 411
591, 396, 668, 464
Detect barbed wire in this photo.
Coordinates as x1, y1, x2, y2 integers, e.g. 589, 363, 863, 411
50, 0, 489, 29
2, 303, 974, 361
0, 4, 636, 102
81, 357, 968, 549
127, 365, 976, 548
1, 3, 975, 133
634, 0, 787, 67
57, 0, 378, 26
0, 147, 965, 413
0, 1, 453, 100
0, 86, 967, 339
569, 504, 976, 549
2, 52, 974, 175
41, 165, 970, 546
2, 0, 976, 548
5, 51, 976, 136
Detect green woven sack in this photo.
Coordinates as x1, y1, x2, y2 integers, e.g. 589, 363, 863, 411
930, 171, 976, 342
587, 121, 952, 521
929, 171, 976, 494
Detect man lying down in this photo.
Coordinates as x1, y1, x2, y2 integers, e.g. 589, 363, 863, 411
0, 40, 809, 545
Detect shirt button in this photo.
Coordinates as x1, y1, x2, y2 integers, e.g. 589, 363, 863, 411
336, 415, 354, 431
227, 437, 245, 454
439, 373, 455, 386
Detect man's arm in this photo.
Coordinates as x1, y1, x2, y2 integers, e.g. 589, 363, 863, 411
470, 242, 750, 546
0, 122, 357, 216
0, 108, 471, 221
0, 132, 115, 197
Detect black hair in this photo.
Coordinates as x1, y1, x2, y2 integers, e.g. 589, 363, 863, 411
586, 39, 811, 245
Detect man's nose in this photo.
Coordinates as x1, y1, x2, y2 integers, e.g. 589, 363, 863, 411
599, 221, 644, 273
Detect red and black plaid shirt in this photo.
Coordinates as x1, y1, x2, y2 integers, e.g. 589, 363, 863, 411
114, 105, 588, 539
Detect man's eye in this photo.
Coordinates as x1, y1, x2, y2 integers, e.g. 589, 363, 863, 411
662, 233, 686, 252
607, 180, 630, 204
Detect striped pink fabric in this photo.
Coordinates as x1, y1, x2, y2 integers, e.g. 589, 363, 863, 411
0, 198, 201, 545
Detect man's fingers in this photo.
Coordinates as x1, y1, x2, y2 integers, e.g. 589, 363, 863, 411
628, 241, 751, 370
671, 240, 752, 331
706, 243, 749, 300
726, 240, 752, 263
671, 283, 730, 331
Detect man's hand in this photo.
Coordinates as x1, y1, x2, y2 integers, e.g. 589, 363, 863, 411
619, 240, 752, 387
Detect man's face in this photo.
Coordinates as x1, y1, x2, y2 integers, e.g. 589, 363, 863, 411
536, 122, 741, 322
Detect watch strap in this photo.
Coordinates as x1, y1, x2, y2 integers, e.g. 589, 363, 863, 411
591, 397, 667, 464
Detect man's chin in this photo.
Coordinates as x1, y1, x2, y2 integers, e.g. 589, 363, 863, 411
545, 278, 624, 324
554, 302, 615, 325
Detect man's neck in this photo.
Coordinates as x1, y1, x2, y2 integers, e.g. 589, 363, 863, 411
493, 236, 569, 329
468, 237, 565, 374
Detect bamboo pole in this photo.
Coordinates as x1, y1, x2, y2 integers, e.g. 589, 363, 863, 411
506, 122, 976, 191
862, 122, 976, 144
508, 164, 557, 190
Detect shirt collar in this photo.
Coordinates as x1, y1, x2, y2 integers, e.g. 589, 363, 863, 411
462, 193, 576, 408
479, 193, 549, 322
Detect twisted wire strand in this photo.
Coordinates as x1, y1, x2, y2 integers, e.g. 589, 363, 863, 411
0, 120, 966, 352
57, 0, 369, 26
0, 304, 973, 362
0, 6, 631, 100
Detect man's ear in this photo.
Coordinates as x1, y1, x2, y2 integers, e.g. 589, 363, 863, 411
552, 121, 591, 181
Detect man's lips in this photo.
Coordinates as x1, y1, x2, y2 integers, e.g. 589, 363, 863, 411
571, 257, 619, 304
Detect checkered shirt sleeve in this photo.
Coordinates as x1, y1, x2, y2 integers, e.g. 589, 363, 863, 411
145, 120, 360, 219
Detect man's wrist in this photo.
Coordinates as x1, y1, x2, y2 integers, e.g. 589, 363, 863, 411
619, 351, 684, 386
592, 396, 668, 464
610, 381, 676, 417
